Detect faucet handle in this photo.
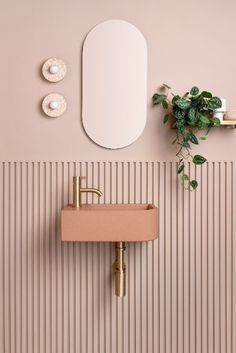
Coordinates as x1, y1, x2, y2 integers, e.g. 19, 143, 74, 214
73, 175, 86, 180
73, 176, 86, 185
79, 176, 86, 184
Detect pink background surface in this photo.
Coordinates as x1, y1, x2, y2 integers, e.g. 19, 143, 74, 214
0, 161, 235, 353
1, 0, 236, 161
1, 0, 236, 352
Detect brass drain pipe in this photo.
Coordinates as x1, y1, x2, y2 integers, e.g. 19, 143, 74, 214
112, 242, 126, 297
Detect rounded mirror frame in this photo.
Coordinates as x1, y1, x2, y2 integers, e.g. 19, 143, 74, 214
82, 20, 147, 149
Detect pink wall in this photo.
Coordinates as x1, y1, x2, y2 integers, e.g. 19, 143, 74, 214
0, 162, 236, 353
1, 1, 236, 353
1, 0, 236, 161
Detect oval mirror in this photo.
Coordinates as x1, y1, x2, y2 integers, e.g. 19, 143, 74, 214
82, 20, 147, 149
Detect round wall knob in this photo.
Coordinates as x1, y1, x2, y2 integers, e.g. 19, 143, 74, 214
42, 58, 66, 82
42, 93, 67, 117
49, 64, 59, 74
49, 100, 59, 110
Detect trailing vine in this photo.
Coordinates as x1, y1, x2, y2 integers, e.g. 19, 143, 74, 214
153, 84, 222, 190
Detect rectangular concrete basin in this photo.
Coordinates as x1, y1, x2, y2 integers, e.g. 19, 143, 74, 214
61, 203, 158, 242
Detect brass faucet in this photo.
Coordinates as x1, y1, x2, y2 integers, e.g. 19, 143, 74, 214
112, 242, 126, 297
73, 176, 103, 208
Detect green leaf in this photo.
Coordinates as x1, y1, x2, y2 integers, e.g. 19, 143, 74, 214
208, 97, 222, 110
181, 141, 191, 148
188, 132, 199, 144
163, 114, 169, 124
190, 180, 198, 189
199, 114, 210, 125
163, 83, 171, 89
197, 120, 207, 130
197, 113, 210, 130
201, 91, 212, 98
175, 99, 191, 110
175, 119, 185, 133
190, 86, 199, 96
192, 155, 207, 165
212, 117, 221, 126
174, 109, 185, 120
162, 99, 169, 109
181, 174, 190, 181
152, 93, 167, 105
188, 107, 196, 122
172, 95, 181, 104
177, 164, 184, 174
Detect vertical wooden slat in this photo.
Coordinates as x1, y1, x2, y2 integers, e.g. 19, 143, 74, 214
226, 162, 233, 353
37, 163, 43, 353
165, 162, 171, 353
79, 163, 87, 353
146, 162, 154, 353
2, 163, 9, 353
128, 162, 135, 353
56, 162, 63, 353
208, 162, 214, 353
153, 162, 160, 353
44, 163, 50, 353
189, 162, 196, 353
214, 162, 220, 353
176, 162, 184, 353
115, 161, 123, 353
220, 162, 226, 353
50, 162, 56, 353
9, 162, 16, 353
139, 162, 146, 353
86, 163, 93, 353
202, 163, 208, 353
171, 162, 178, 353
27, 162, 33, 353
232, 162, 236, 353
195, 164, 202, 353
76, 163, 82, 353
122, 162, 129, 353
0, 162, 3, 353
106, 162, 115, 353
68, 163, 75, 353
32, 162, 39, 353
134, 162, 141, 353
159, 161, 166, 353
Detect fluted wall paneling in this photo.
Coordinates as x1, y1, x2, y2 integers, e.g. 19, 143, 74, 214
0, 161, 235, 353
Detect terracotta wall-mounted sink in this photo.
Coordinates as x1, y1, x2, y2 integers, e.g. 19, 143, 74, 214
61, 204, 158, 242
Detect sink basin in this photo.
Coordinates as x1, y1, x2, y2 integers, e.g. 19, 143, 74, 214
61, 203, 158, 242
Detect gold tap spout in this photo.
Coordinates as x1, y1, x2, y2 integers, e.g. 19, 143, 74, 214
80, 188, 103, 197
73, 176, 103, 208
112, 242, 126, 297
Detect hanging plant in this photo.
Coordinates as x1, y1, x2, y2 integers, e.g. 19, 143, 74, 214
152, 84, 222, 190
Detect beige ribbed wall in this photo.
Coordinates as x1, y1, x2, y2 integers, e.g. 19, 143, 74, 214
0, 161, 235, 353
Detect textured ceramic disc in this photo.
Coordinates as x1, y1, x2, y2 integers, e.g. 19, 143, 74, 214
42, 93, 67, 117
42, 58, 67, 82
